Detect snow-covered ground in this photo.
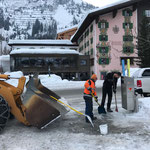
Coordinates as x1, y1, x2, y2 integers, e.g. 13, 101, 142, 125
1, 70, 150, 150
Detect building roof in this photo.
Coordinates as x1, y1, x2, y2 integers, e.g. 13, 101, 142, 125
8, 39, 78, 46
57, 25, 78, 34
71, 0, 141, 42
10, 48, 80, 55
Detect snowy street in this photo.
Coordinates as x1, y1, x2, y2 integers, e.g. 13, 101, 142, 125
1, 72, 150, 150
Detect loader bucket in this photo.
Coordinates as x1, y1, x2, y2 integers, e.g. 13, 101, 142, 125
23, 76, 68, 129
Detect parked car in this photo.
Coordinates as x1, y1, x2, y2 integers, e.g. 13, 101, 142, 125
132, 68, 150, 97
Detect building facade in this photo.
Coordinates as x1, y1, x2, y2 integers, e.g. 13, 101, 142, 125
9, 40, 90, 80
72, 0, 149, 79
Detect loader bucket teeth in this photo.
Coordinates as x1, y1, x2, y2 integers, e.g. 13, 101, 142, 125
23, 76, 68, 129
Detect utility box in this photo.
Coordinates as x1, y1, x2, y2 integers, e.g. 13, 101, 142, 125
121, 76, 136, 111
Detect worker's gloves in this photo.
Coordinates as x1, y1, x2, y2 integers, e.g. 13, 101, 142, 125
87, 87, 92, 93
95, 96, 98, 102
113, 89, 116, 94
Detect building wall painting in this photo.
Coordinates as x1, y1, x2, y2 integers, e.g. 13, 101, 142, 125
94, 6, 138, 79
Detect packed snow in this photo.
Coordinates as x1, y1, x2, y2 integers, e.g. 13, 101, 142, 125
1, 69, 150, 150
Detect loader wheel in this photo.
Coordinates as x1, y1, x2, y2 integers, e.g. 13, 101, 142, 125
0, 96, 10, 132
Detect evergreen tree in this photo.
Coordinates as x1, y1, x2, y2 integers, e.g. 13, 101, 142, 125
136, 16, 150, 67
0, 12, 4, 29
72, 16, 78, 25
4, 17, 10, 31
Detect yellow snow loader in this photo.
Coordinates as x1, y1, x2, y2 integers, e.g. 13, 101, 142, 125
0, 74, 68, 132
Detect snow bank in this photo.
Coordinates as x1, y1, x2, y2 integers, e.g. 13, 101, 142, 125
39, 74, 104, 90
125, 67, 140, 77
136, 98, 150, 118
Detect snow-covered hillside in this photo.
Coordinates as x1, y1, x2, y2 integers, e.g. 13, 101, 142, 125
0, 0, 96, 40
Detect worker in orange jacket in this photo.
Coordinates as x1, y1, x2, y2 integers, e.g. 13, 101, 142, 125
83, 74, 98, 123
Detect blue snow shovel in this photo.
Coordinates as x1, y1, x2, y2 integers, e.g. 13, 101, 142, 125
91, 93, 106, 114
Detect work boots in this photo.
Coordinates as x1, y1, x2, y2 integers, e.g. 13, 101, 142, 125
107, 108, 113, 112
92, 116, 97, 120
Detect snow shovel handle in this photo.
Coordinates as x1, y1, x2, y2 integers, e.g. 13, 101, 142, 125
50, 96, 83, 115
114, 93, 118, 112
50, 96, 94, 127
91, 93, 101, 106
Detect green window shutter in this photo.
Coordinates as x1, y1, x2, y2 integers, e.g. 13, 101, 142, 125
84, 43, 86, 48
123, 23, 125, 29
130, 36, 133, 41
131, 47, 134, 53
123, 47, 126, 53
105, 47, 109, 53
106, 58, 109, 64
99, 35, 102, 41
106, 22, 109, 28
98, 22, 101, 28
87, 41, 89, 46
87, 29, 89, 36
143, 10, 146, 16
122, 10, 125, 16
90, 37, 93, 44
123, 36, 126, 41
129, 23, 133, 29
91, 48, 93, 55
106, 35, 108, 41
129, 11, 132, 16
99, 58, 102, 64
99, 47, 102, 53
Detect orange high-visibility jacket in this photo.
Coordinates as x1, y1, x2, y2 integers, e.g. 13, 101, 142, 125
84, 79, 97, 96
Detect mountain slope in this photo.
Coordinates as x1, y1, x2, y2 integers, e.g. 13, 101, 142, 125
0, 0, 96, 40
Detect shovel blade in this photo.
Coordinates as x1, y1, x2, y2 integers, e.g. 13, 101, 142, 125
85, 115, 94, 127
98, 106, 106, 114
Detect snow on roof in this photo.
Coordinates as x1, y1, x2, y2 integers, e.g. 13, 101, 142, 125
8, 39, 75, 45
10, 48, 79, 55
57, 25, 78, 34
78, 0, 130, 29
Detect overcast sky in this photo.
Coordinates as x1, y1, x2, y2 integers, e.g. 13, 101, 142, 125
83, 0, 122, 7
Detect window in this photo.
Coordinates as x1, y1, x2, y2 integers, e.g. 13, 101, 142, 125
99, 35, 108, 41
90, 58, 94, 66
123, 35, 133, 41
145, 10, 150, 17
122, 9, 132, 16
80, 60, 87, 66
99, 58, 109, 65
101, 23, 106, 28
100, 72, 107, 80
90, 37, 93, 44
21, 57, 30, 67
123, 47, 134, 53
142, 69, 150, 76
99, 47, 109, 53
87, 41, 89, 47
120, 57, 134, 65
123, 23, 133, 29
98, 21, 109, 29
90, 25, 93, 32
